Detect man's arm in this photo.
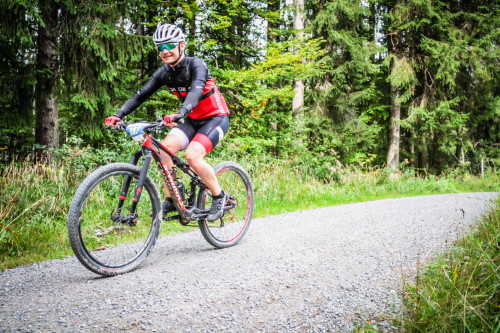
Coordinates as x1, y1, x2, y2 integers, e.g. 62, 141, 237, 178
178, 58, 209, 115
115, 67, 166, 118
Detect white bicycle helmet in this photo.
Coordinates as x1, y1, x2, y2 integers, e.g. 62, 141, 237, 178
153, 24, 186, 45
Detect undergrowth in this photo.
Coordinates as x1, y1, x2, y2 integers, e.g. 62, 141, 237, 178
400, 200, 500, 332
0, 149, 498, 270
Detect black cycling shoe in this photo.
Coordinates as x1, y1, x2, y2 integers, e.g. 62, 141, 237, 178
206, 191, 228, 222
162, 198, 176, 216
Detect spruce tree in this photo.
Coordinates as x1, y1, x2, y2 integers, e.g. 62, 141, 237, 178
307, 0, 383, 164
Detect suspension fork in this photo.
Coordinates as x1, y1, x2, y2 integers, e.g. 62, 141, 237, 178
129, 151, 142, 166
115, 150, 151, 217
115, 151, 142, 214
129, 150, 152, 215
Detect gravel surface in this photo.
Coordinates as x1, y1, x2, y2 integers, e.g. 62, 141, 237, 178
1, 192, 498, 332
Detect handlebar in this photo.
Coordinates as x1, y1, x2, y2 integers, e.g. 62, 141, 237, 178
108, 117, 186, 143
113, 121, 161, 133
111, 117, 184, 133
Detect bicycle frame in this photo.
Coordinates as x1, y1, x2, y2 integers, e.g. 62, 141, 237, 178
117, 128, 216, 225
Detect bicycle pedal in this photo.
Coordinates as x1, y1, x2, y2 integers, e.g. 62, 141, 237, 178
164, 215, 180, 221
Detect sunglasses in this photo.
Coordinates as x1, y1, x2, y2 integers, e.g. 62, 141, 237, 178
157, 43, 178, 52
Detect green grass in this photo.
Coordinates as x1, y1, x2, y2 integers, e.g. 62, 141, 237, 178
0, 163, 78, 269
0, 157, 498, 270
238, 158, 498, 217
400, 199, 500, 332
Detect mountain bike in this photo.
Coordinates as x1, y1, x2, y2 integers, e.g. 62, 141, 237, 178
67, 120, 254, 276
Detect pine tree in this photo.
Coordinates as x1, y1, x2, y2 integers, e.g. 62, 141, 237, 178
307, 0, 383, 164
59, 0, 148, 141
196, 0, 269, 69
384, 0, 418, 169
384, 0, 499, 172
292, 0, 305, 119
0, 0, 38, 158
34, 0, 59, 159
1, 0, 149, 161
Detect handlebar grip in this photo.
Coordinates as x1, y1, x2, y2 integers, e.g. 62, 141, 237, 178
173, 113, 185, 123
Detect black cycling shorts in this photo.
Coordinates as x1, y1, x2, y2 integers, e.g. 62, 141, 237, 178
169, 115, 229, 153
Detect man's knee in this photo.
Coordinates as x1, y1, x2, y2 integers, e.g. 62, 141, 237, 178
185, 150, 202, 165
185, 143, 206, 166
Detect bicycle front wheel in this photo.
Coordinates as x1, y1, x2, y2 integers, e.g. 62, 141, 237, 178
68, 163, 161, 276
198, 161, 254, 248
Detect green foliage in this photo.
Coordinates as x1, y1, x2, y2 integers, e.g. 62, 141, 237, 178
1, 0, 498, 175
195, 0, 272, 68
49, 134, 139, 171
215, 37, 326, 157
59, 1, 151, 142
304, 112, 384, 170
0, 0, 39, 151
384, 0, 500, 172
384, 55, 418, 104
401, 199, 500, 332
308, 0, 383, 122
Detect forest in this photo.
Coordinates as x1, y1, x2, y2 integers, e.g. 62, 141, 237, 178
1, 3, 498, 330
0, 0, 498, 173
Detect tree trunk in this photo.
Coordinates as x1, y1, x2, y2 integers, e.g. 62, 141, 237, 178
387, 58, 401, 169
267, 0, 280, 43
386, 26, 402, 170
35, 1, 59, 161
409, 130, 415, 166
292, 0, 305, 118
418, 136, 428, 170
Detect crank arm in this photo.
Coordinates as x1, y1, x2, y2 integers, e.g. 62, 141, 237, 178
163, 202, 237, 222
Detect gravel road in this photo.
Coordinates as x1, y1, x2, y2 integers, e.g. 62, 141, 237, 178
1, 192, 498, 332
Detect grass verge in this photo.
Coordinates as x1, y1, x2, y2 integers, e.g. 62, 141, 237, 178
399, 199, 499, 332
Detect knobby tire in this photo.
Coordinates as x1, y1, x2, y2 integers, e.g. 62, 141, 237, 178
67, 163, 161, 276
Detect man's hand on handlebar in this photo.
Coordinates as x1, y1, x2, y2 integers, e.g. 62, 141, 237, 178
104, 115, 121, 127
163, 113, 185, 127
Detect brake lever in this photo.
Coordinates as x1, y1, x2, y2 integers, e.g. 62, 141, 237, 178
114, 122, 127, 131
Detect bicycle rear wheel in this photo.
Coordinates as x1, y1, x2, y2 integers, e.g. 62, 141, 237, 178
68, 163, 161, 276
198, 161, 254, 248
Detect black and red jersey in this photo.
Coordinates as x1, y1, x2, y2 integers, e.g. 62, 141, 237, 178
116, 57, 229, 120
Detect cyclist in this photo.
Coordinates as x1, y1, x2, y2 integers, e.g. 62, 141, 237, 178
105, 23, 230, 222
